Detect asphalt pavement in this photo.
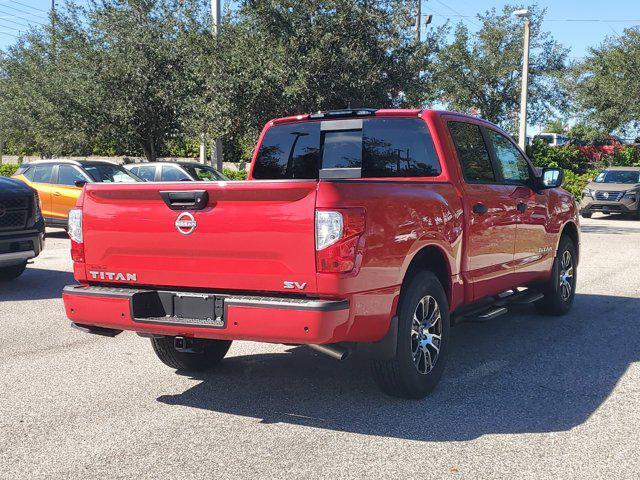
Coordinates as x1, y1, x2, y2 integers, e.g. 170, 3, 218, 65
1, 215, 639, 479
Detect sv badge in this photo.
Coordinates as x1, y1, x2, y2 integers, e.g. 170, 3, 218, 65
283, 281, 307, 290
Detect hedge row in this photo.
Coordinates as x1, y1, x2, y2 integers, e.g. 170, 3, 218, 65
0, 164, 19, 177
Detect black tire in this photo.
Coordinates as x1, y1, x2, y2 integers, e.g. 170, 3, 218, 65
580, 211, 592, 219
0, 261, 27, 281
151, 336, 232, 371
535, 235, 577, 316
371, 271, 450, 399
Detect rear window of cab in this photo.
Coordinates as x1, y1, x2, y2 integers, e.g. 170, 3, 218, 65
252, 117, 441, 179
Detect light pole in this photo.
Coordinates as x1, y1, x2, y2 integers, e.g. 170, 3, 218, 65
513, 9, 530, 150
211, 0, 223, 172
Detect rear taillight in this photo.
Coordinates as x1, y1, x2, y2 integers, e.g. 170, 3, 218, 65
68, 209, 84, 262
315, 208, 365, 273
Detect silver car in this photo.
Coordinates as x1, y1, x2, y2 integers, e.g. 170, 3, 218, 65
580, 167, 640, 219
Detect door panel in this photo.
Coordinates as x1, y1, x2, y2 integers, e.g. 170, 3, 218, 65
512, 186, 555, 279
447, 120, 517, 300
462, 184, 518, 299
484, 128, 554, 281
51, 165, 84, 220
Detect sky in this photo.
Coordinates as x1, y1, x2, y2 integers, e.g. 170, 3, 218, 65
2, 0, 640, 55
1, 0, 639, 133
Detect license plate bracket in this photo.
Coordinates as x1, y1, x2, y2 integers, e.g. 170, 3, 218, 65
173, 294, 225, 328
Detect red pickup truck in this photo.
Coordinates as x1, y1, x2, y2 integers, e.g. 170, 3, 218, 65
63, 109, 579, 399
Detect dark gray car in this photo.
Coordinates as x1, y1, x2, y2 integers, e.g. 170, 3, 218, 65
580, 167, 640, 218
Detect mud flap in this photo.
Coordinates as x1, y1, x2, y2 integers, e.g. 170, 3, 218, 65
357, 316, 398, 360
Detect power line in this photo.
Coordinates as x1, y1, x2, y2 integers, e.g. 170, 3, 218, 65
0, 8, 47, 25
0, 30, 18, 37
431, 0, 480, 28
2, 0, 47, 13
0, 2, 47, 18
546, 18, 640, 22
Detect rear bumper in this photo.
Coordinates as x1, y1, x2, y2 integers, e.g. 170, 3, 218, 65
63, 284, 351, 344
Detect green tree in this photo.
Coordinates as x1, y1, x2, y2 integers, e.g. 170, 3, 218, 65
571, 27, 640, 134
0, 0, 210, 161
198, 0, 443, 161
542, 118, 566, 134
434, 4, 568, 133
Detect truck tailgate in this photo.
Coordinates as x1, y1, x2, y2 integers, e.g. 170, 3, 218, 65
81, 181, 318, 294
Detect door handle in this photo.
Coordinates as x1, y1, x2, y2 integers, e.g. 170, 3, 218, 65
517, 202, 528, 213
472, 203, 488, 214
53, 192, 62, 196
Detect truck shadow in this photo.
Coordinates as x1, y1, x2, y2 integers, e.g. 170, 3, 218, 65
0, 267, 74, 301
157, 293, 640, 441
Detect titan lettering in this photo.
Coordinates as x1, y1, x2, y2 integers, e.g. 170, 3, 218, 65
89, 271, 137, 282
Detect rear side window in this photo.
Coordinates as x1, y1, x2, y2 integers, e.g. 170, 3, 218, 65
253, 122, 321, 179
32, 164, 54, 183
252, 118, 440, 179
448, 122, 495, 183
361, 118, 440, 177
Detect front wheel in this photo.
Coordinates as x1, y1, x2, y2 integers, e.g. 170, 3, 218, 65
580, 211, 592, 219
535, 235, 577, 316
151, 336, 232, 371
0, 261, 27, 281
371, 271, 450, 399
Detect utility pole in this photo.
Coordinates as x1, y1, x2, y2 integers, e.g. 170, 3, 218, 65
211, 0, 223, 172
513, 9, 531, 150
51, 0, 55, 30
415, 0, 421, 42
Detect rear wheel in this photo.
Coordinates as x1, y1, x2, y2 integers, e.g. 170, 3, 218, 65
151, 336, 232, 371
371, 271, 450, 399
580, 211, 592, 219
535, 235, 577, 316
0, 261, 27, 281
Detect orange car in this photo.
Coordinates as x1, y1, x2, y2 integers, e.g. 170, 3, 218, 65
13, 160, 140, 228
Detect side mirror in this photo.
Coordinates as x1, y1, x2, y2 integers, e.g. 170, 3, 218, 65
74, 180, 87, 188
538, 167, 564, 190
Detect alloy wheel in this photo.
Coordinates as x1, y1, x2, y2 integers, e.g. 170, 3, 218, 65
559, 250, 574, 301
411, 295, 442, 375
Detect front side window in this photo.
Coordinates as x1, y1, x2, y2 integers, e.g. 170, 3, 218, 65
32, 164, 54, 183
161, 165, 192, 182
486, 130, 531, 183
21, 167, 35, 181
57, 165, 87, 186
184, 165, 226, 181
83, 164, 139, 183
448, 122, 495, 183
131, 165, 156, 181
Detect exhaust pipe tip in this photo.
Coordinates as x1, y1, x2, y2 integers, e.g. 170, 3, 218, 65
309, 343, 351, 361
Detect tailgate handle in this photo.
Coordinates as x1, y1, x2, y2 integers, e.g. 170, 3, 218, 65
159, 190, 209, 211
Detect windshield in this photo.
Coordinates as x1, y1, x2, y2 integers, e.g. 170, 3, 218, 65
595, 170, 640, 184
83, 164, 140, 183
183, 165, 228, 181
